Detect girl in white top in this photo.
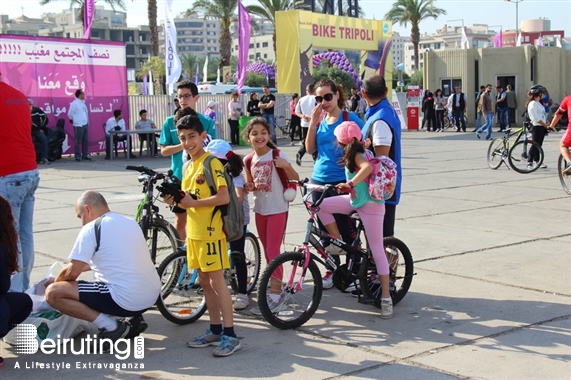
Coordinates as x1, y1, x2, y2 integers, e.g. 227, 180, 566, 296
526, 85, 552, 169
243, 118, 299, 314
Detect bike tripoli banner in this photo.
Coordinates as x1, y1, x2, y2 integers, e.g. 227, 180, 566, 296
275, 10, 393, 94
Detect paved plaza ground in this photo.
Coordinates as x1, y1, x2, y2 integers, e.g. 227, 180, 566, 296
1, 129, 570, 379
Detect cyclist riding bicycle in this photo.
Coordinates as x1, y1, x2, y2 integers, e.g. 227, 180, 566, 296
549, 95, 571, 175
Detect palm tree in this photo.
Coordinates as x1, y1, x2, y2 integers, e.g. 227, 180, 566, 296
137, 56, 166, 94
384, 0, 446, 72
186, 0, 238, 68
147, 0, 159, 56
246, 0, 306, 57
180, 53, 203, 80
39, 0, 127, 26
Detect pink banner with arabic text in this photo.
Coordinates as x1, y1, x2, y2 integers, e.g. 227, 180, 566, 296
0, 34, 127, 155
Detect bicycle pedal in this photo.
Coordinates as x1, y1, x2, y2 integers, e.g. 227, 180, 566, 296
357, 296, 375, 305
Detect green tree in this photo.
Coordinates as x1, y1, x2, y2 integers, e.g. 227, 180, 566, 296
392, 69, 411, 88
245, 0, 306, 57
312, 67, 356, 93
384, 0, 446, 72
409, 70, 423, 86
137, 56, 166, 94
246, 72, 268, 87
186, 0, 238, 68
39, 0, 127, 26
180, 53, 202, 80
147, 0, 159, 56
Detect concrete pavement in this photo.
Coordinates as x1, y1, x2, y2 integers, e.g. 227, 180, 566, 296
1, 129, 570, 379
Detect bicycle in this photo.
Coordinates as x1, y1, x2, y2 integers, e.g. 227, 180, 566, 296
442, 113, 468, 131
558, 149, 571, 195
275, 116, 292, 138
155, 230, 262, 324
126, 165, 181, 265
486, 126, 544, 173
256, 179, 414, 330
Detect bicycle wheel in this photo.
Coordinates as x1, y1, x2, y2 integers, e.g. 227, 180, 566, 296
257, 251, 323, 330
558, 153, 571, 195
487, 138, 506, 170
156, 250, 207, 325
230, 232, 262, 294
442, 115, 451, 130
508, 140, 544, 174
140, 218, 179, 265
360, 237, 414, 306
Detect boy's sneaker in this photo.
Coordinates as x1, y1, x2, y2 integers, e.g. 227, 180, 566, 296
97, 320, 131, 352
325, 245, 346, 256
527, 163, 534, 171
563, 163, 571, 176
295, 153, 302, 166
380, 299, 393, 319
212, 335, 241, 357
39, 158, 50, 165
540, 164, 548, 169
233, 293, 249, 311
186, 329, 222, 348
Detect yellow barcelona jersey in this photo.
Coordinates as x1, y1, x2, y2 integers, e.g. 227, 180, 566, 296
182, 152, 228, 240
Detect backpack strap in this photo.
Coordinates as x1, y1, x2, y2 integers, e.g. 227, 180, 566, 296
203, 155, 218, 196
243, 152, 255, 182
272, 149, 289, 190
94, 215, 103, 252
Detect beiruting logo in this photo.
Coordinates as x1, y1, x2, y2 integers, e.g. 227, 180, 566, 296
14, 324, 144, 361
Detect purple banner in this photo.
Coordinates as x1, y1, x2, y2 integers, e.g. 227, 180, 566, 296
493, 30, 503, 48
84, 0, 95, 39
0, 35, 128, 155
237, 2, 251, 94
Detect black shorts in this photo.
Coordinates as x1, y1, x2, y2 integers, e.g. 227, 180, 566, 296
78, 281, 145, 317
383, 203, 396, 237
171, 205, 186, 214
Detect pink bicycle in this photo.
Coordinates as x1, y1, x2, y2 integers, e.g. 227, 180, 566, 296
256, 179, 414, 329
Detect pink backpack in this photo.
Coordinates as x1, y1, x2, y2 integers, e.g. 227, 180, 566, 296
364, 150, 397, 201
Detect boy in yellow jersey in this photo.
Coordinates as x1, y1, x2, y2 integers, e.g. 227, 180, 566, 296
162, 114, 241, 357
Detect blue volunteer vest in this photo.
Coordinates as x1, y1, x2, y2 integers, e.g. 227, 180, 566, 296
362, 98, 402, 205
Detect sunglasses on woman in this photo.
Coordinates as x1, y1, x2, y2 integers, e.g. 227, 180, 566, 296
315, 93, 334, 103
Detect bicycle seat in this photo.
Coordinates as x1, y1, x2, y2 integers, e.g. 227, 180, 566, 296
349, 212, 361, 220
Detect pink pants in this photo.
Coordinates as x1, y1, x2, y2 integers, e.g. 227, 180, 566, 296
256, 211, 288, 279
318, 195, 389, 275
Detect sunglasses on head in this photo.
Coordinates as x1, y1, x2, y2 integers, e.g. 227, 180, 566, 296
315, 93, 334, 103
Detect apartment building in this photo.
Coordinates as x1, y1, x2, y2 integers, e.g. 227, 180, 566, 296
159, 13, 220, 58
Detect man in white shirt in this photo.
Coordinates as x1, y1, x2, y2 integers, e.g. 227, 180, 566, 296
45, 191, 161, 345
105, 110, 136, 159
67, 89, 90, 162
294, 84, 317, 166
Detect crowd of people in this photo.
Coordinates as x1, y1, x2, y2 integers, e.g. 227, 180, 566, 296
2, 67, 569, 366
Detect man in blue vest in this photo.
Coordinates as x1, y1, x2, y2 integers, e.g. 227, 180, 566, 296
452, 86, 467, 132
361, 75, 402, 240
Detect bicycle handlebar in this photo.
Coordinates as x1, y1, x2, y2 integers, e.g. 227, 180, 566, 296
125, 165, 168, 179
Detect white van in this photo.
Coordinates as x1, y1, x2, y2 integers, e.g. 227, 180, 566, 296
197, 83, 237, 94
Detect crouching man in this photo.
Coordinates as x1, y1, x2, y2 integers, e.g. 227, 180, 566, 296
45, 190, 160, 344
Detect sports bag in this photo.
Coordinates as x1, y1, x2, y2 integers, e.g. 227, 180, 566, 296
203, 155, 245, 241
364, 150, 397, 201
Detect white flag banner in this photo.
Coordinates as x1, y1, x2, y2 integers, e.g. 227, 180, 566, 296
461, 27, 468, 49
516, 33, 522, 47
556, 36, 562, 48
164, 0, 181, 94
203, 54, 209, 83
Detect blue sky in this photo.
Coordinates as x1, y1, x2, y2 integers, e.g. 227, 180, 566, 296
4, 0, 571, 37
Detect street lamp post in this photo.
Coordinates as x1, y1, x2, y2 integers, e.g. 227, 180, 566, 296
504, 0, 523, 36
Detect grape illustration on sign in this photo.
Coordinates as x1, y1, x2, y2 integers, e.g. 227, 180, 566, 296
312, 51, 362, 89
